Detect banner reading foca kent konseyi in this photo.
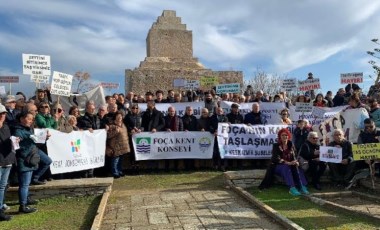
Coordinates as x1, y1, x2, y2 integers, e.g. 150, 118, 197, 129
132, 131, 214, 160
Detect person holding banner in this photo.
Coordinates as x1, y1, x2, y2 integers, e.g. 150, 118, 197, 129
243, 103, 266, 125
124, 103, 142, 173
106, 111, 130, 178
182, 106, 198, 170
328, 129, 356, 186
13, 112, 39, 214
227, 103, 244, 124
210, 107, 229, 171
262, 128, 309, 195
279, 108, 292, 125
163, 107, 184, 171
299, 132, 326, 190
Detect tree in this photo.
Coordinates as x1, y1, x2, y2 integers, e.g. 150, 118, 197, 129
243, 68, 288, 96
72, 71, 92, 93
367, 38, 380, 83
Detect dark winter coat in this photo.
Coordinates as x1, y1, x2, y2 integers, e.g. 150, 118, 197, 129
141, 108, 165, 132
12, 124, 38, 172
0, 123, 16, 166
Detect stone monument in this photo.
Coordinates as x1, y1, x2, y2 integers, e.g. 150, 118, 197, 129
125, 10, 243, 95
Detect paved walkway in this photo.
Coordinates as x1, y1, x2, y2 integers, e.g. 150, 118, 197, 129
101, 187, 283, 230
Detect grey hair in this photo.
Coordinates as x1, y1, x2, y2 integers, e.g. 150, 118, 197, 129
308, 131, 318, 139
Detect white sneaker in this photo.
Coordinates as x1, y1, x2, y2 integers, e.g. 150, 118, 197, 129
1, 204, 10, 211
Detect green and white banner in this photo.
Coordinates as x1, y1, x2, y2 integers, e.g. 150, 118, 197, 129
132, 131, 214, 160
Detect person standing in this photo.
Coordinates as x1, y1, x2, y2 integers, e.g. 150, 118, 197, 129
106, 112, 130, 178
13, 112, 42, 213
244, 103, 266, 125
163, 106, 184, 171
210, 107, 229, 171
0, 104, 16, 221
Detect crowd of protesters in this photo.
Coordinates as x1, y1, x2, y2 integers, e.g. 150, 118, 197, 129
1, 72, 380, 220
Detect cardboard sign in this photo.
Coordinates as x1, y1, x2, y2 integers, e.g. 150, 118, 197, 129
320, 146, 342, 163
352, 143, 380, 160
0, 86, 6, 95
295, 102, 313, 113
30, 74, 50, 83
50, 71, 73, 97
281, 78, 297, 91
22, 54, 51, 76
340, 72, 363, 84
298, 78, 321, 91
200, 76, 218, 87
216, 83, 240, 94
0, 76, 19, 83
173, 79, 185, 87
184, 80, 200, 90
100, 82, 119, 89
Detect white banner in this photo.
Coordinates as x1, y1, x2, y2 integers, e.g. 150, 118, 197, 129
138, 102, 205, 118
289, 105, 346, 126
314, 108, 369, 145
47, 129, 106, 174
219, 101, 286, 124
320, 146, 342, 163
216, 83, 241, 94
50, 71, 73, 96
340, 72, 363, 84
132, 131, 214, 160
298, 78, 320, 91
217, 124, 295, 159
22, 54, 51, 76
51, 85, 106, 115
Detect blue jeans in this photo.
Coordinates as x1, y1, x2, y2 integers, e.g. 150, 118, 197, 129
18, 171, 33, 206
33, 149, 52, 181
0, 166, 11, 208
111, 155, 124, 176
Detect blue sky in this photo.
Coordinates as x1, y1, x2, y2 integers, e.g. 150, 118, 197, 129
0, 0, 379, 98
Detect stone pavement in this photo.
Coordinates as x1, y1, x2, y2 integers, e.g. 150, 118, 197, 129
101, 187, 283, 230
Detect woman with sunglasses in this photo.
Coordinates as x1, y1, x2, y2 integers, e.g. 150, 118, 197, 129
279, 108, 292, 125
124, 104, 142, 173
35, 102, 57, 129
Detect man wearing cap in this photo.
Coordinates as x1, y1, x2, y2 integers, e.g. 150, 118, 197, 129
227, 103, 244, 124
4, 95, 20, 130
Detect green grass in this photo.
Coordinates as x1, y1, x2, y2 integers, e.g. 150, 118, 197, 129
2, 195, 101, 230
248, 186, 379, 229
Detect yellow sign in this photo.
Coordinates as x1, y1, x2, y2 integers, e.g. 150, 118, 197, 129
200, 76, 219, 87
352, 143, 380, 160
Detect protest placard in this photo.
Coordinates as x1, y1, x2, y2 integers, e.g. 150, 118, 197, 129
216, 83, 240, 94
173, 79, 185, 87
298, 78, 321, 91
281, 78, 297, 91
100, 82, 120, 89
295, 102, 313, 113
33, 129, 48, 144
200, 76, 218, 87
30, 74, 50, 84
352, 143, 380, 160
184, 80, 200, 90
320, 146, 342, 163
0, 86, 6, 95
22, 54, 51, 76
340, 72, 363, 84
50, 71, 73, 97
0, 76, 19, 83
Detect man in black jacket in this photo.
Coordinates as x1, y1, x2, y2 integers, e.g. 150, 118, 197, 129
141, 100, 165, 133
